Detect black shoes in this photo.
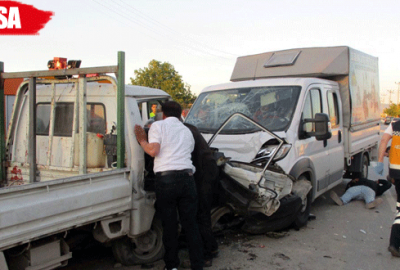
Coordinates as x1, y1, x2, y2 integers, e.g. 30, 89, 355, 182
388, 246, 400, 257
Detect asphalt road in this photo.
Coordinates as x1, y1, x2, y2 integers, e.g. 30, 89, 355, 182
64, 123, 399, 270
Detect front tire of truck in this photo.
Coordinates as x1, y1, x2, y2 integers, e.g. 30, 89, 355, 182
112, 218, 164, 266
292, 175, 312, 229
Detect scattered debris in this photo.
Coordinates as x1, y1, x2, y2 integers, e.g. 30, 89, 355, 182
242, 243, 256, 248
308, 213, 316, 220
247, 253, 257, 261
343, 235, 347, 239
274, 253, 290, 260
360, 229, 367, 234
259, 245, 265, 248
266, 231, 289, 239
324, 256, 332, 259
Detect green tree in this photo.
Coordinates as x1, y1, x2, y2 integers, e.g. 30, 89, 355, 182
384, 103, 400, 117
130, 60, 197, 108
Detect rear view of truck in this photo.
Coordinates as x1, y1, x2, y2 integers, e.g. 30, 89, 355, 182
0, 53, 169, 270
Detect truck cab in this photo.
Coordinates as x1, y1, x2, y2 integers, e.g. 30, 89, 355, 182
186, 46, 380, 219
186, 77, 344, 200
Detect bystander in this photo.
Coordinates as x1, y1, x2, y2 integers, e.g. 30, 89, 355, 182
134, 101, 204, 270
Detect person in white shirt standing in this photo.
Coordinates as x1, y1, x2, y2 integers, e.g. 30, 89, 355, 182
134, 101, 204, 270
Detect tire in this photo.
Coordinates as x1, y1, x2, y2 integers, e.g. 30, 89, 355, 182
112, 218, 164, 266
241, 195, 303, 234
210, 206, 234, 230
361, 154, 369, 179
292, 175, 312, 229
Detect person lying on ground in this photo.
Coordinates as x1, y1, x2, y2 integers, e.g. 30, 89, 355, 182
330, 173, 392, 209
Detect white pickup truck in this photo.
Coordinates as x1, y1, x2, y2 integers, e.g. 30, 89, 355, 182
186, 46, 381, 233
0, 53, 171, 270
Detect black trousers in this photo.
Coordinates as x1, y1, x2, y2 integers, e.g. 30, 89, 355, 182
197, 193, 218, 260
155, 172, 203, 270
195, 160, 219, 260
390, 178, 400, 249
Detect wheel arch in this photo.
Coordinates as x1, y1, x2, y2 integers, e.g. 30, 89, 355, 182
289, 158, 316, 201
345, 151, 370, 177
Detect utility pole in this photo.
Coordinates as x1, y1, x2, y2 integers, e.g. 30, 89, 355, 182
396, 82, 400, 104
388, 89, 395, 103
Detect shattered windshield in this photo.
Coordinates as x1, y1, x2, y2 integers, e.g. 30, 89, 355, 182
185, 86, 301, 133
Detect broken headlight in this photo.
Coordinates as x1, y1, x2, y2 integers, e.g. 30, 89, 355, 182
252, 144, 291, 163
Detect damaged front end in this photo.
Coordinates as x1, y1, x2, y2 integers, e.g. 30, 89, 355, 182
209, 113, 312, 233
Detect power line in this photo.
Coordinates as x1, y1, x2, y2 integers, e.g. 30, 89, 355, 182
118, 0, 238, 58
90, 0, 236, 62
112, 0, 234, 59
91, 0, 214, 59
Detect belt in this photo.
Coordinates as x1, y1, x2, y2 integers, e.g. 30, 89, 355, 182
156, 169, 193, 177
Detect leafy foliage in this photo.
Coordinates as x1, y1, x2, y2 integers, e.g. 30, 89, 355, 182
384, 103, 400, 117
130, 60, 196, 108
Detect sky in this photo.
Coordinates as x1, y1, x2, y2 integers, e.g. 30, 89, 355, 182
1, 0, 399, 103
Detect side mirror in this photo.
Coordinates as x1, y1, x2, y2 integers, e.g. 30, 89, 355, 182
303, 113, 332, 141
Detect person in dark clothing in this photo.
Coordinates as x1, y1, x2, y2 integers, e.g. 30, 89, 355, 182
346, 177, 392, 196
330, 174, 392, 209
135, 102, 203, 270
183, 123, 219, 268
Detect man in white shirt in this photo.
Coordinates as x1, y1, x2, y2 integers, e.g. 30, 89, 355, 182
134, 101, 204, 270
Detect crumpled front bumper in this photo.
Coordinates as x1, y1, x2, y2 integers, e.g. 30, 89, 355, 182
217, 161, 309, 233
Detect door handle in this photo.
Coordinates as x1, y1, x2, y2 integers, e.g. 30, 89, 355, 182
338, 130, 342, 143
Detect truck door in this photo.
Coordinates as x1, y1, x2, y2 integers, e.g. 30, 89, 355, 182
298, 87, 330, 193
324, 87, 344, 187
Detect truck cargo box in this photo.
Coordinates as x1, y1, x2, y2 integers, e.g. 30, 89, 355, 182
230, 46, 381, 129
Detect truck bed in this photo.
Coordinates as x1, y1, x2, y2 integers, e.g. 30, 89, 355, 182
346, 122, 381, 158
0, 168, 131, 251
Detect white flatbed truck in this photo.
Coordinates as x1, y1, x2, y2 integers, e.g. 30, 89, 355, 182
0, 52, 170, 270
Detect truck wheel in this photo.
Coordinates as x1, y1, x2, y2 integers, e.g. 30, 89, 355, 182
211, 205, 234, 231
292, 175, 312, 229
361, 154, 369, 178
112, 218, 164, 266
